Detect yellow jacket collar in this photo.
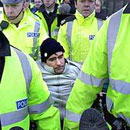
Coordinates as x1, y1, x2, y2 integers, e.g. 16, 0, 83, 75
3, 8, 31, 26
75, 10, 96, 24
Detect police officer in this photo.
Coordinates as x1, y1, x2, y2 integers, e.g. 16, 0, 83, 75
36, 0, 60, 40
0, 30, 60, 130
57, 0, 103, 64
0, 0, 48, 60
30, 0, 43, 14
64, 2, 130, 130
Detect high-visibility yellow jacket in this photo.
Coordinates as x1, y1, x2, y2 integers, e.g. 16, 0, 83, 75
56, 0, 63, 5
57, 10, 103, 64
0, 8, 48, 60
0, 46, 60, 130
36, 4, 59, 40
64, 4, 130, 130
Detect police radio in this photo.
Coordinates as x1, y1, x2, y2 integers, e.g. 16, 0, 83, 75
0, 20, 9, 31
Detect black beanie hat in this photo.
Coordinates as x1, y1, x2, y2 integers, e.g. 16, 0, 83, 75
40, 38, 65, 62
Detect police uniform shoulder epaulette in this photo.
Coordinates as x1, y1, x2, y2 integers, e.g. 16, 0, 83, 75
61, 15, 76, 26
32, 13, 42, 21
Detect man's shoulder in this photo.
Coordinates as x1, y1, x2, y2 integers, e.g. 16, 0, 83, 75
67, 60, 81, 71
64, 60, 81, 79
36, 60, 44, 70
60, 15, 76, 26
31, 13, 42, 21
25, 9, 41, 22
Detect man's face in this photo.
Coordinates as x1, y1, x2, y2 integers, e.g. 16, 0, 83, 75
75, 0, 95, 18
95, 0, 101, 13
43, 0, 55, 8
34, 0, 43, 9
46, 52, 65, 74
3, 1, 24, 21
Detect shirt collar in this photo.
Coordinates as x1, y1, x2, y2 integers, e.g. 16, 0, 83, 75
45, 8, 54, 14
75, 10, 95, 24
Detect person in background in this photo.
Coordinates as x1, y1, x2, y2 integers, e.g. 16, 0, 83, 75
95, 0, 102, 13
24, 0, 31, 8
37, 38, 81, 128
57, 0, 104, 65
63, 0, 76, 14
0, 0, 48, 60
58, 3, 71, 15
36, 0, 59, 39
64, 2, 130, 130
0, 29, 60, 130
31, 0, 43, 13
95, 0, 107, 20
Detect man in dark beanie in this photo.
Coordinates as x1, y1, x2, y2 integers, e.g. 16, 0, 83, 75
40, 37, 65, 73
37, 38, 81, 127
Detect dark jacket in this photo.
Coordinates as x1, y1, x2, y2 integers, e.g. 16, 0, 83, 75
38, 4, 59, 38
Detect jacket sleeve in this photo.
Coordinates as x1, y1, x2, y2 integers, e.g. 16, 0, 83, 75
28, 57, 61, 130
64, 19, 110, 130
57, 24, 70, 59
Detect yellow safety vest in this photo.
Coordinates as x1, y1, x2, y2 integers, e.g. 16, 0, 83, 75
0, 8, 48, 60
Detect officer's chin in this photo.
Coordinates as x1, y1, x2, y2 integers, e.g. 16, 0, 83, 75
7, 16, 16, 20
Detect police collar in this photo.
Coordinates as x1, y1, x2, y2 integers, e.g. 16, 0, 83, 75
0, 31, 11, 57
123, 2, 130, 13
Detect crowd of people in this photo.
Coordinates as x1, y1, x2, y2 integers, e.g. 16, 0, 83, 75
0, 0, 130, 129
